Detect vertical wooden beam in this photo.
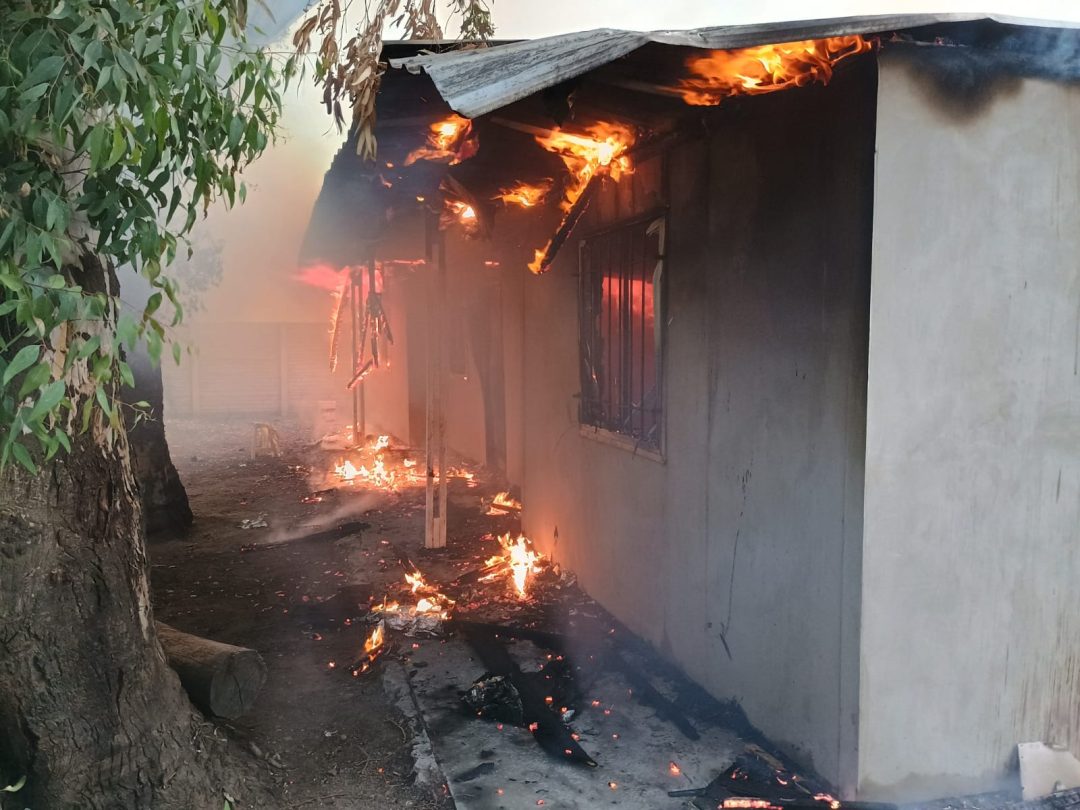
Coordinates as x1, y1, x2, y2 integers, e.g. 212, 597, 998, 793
435, 229, 448, 549
424, 216, 438, 548
349, 266, 360, 444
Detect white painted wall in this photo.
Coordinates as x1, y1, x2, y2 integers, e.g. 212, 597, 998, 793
860, 48, 1080, 799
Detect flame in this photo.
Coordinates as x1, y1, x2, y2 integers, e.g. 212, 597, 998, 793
444, 198, 479, 234
535, 123, 634, 213
373, 435, 390, 451
327, 274, 350, 373
528, 123, 635, 274
680, 36, 873, 105
481, 533, 543, 598
335, 458, 360, 481
374, 567, 455, 626
494, 181, 552, 209
723, 800, 779, 810
351, 620, 387, 676
405, 114, 478, 165
486, 491, 522, 515
669, 761, 682, 776
363, 621, 385, 655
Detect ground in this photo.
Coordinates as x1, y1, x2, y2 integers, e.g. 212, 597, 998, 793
149, 417, 761, 809
152, 417, 459, 809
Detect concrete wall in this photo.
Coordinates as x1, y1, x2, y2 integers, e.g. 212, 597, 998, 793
859, 49, 1080, 799
520, 65, 876, 790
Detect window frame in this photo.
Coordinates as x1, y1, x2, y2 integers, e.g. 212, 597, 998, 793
576, 211, 667, 460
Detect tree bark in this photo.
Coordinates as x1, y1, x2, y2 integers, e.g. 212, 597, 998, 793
117, 266, 193, 537
123, 346, 194, 536
0, 253, 244, 809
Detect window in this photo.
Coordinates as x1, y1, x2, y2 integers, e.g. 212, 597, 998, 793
578, 215, 664, 451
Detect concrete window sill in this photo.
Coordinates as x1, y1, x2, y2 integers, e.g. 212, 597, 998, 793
578, 424, 665, 464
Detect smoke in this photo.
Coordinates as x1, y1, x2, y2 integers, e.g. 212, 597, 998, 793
895, 23, 1080, 119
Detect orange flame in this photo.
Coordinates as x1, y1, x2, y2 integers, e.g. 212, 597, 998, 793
444, 198, 479, 234
486, 491, 522, 515
535, 123, 635, 213
363, 621, 385, 655
352, 620, 387, 676
405, 114, 478, 165
480, 533, 543, 598
680, 36, 873, 105
374, 568, 455, 623
528, 123, 635, 274
494, 181, 552, 209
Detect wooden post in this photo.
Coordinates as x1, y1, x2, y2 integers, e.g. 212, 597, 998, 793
424, 218, 436, 547
425, 216, 447, 549
436, 229, 448, 548
350, 265, 360, 444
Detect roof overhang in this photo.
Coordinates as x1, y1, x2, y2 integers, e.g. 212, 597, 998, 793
389, 13, 1080, 117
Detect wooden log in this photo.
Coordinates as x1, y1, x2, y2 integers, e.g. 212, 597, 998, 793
156, 622, 267, 720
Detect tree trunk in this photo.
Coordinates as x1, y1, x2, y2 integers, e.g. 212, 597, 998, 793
0, 253, 246, 809
124, 345, 194, 536
117, 265, 193, 537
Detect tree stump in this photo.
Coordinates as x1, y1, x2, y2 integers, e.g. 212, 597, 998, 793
156, 623, 267, 720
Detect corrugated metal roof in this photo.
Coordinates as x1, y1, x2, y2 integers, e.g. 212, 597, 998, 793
389, 13, 1078, 117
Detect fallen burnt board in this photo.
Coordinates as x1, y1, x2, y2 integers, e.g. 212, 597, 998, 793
457, 623, 597, 767
238, 520, 369, 553
399, 634, 740, 809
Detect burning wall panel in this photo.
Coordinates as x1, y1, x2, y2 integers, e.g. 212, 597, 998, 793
519, 61, 877, 793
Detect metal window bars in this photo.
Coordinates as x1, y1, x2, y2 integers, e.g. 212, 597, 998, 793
578, 214, 665, 450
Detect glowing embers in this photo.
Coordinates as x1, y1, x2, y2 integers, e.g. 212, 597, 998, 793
528, 122, 636, 274
405, 114, 478, 166
680, 36, 873, 105
481, 533, 544, 599
493, 180, 552, 209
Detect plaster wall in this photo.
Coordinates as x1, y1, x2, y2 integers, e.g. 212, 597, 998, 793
520, 66, 876, 789
860, 49, 1080, 799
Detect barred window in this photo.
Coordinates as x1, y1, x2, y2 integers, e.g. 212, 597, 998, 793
578, 215, 664, 451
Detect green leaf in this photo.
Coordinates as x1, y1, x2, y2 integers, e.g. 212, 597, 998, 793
10, 442, 36, 474
2, 345, 41, 387
106, 125, 126, 167
2, 775, 26, 793
171, 341, 181, 365
118, 360, 134, 388
18, 363, 51, 399
95, 384, 112, 418
28, 380, 66, 422
22, 55, 65, 89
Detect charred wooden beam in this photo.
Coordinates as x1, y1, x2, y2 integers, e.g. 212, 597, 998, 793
611, 649, 700, 740
156, 623, 266, 720
239, 520, 368, 553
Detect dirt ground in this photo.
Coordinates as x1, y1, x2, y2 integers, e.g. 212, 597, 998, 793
150, 416, 493, 809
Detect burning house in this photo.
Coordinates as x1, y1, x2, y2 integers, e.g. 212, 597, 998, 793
297, 15, 1080, 801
